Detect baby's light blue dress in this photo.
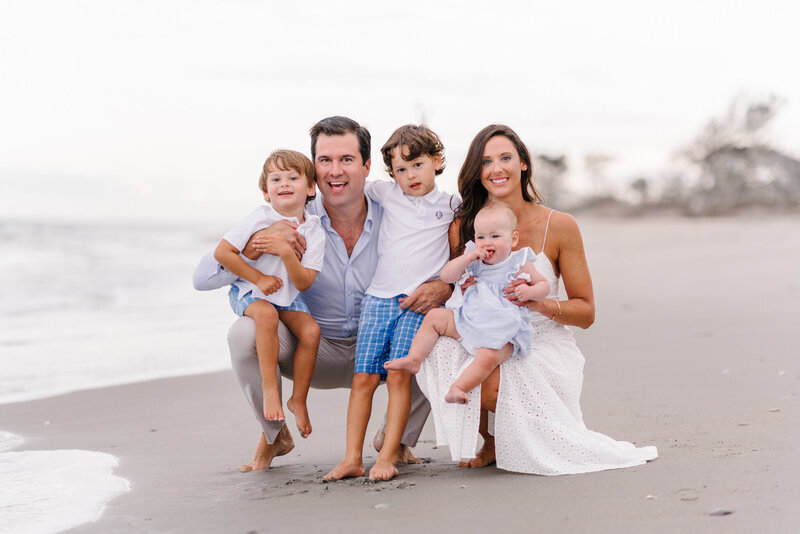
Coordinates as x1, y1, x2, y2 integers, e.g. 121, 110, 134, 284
446, 243, 536, 358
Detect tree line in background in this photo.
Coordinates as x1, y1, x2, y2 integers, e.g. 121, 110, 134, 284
534, 95, 800, 216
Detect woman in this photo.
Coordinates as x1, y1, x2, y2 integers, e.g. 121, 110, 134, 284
416, 125, 657, 474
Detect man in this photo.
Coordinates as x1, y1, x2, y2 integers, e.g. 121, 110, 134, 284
193, 116, 452, 471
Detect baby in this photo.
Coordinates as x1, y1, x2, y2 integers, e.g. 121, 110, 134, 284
385, 202, 549, 403
214, 150, 324, 437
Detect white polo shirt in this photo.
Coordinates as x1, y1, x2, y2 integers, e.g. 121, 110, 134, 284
223, 204, 325, 307
365, 180, 459, 298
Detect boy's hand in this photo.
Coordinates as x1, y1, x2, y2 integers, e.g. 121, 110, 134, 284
257, 274, 283, 295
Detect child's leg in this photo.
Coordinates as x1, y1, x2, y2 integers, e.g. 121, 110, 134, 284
243, 300, 283, 421
370, 369, 412, 480
384, 308, 460, 373
324, 372, 381, 481
278, 310, 320, 438
445, 343, 513, 404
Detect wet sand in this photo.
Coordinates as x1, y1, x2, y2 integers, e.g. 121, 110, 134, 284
2, 215, 799, 533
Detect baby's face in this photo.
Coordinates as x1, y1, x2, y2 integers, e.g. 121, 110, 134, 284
473, 209, 518, 264
263, 168, 315, 212
389, 147, 441, 197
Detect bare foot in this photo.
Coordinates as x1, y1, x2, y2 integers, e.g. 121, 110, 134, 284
383, 356, 421, 374
458, 439, 496, 469
262, 387, 285, 422
373, 430, 423, 465
369, 458, 399, 481
286, 396, 311, 438
323, 459, 365, 481
238, 426, 295, 472
445, 384, 468, 404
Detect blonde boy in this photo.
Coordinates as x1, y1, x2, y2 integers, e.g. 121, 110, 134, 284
214, 150, 324, 439
324, 125, 459, 482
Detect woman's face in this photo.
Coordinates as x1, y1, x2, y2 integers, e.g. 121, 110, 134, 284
479, 135, 528, 201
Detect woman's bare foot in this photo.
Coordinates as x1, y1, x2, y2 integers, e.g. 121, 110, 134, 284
372, 430, 424, 464
445, 384, 468, 404
383, 356, 420, 374
262, 387, 285, 422
286, 396, 311, 438
458, 439, 496, 468
323, 459, 365, 481
238, 426, 295, 472
369, 458, 399, 481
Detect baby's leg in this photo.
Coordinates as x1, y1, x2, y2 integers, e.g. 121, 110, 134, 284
243, 300, 284, 422
278, 310, 320, 438
384, 309, 460, 373
445, 343, 513, 404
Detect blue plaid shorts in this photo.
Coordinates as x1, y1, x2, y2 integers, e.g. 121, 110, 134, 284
228, 285, 309, 316
354, 294, 425, 375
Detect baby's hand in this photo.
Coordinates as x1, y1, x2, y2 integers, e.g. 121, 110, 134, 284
257, 275, 283, 295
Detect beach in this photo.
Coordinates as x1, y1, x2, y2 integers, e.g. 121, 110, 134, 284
1, 215, 799, 533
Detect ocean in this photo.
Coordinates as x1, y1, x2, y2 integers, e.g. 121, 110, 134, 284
0, 220, 233, 533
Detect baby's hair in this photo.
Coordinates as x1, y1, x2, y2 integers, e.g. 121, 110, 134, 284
476, 201, 518, 230
380, 124, 446, 176
259, 150, 316, 202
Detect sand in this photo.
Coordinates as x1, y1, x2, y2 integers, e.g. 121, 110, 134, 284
2, 215, 799, 533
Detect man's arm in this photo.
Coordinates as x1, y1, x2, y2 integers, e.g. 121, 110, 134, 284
192, 251, 237, 290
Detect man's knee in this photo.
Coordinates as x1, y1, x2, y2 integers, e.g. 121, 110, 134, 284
228, 317, 257, 363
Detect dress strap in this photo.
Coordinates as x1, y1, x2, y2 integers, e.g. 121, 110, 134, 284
540, 210, 555, 253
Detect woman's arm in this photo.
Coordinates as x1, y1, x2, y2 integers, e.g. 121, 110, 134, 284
528, 213, 595, 329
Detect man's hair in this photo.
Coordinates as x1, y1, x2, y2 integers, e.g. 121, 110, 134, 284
309, 116, 371, 165
380, 124, 445, 176
259, 149, 316, 203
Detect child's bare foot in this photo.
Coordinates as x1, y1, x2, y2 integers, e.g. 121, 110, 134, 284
445, 384, 468, 404
458, 439, 496, 468
262, 387, 285, 422
369, 458, 399, 481
286, 396, 312, 438
372, 430, 424, 464
238, 426, 295, 472
323, 459, 365, 481
383, 356, 420, 374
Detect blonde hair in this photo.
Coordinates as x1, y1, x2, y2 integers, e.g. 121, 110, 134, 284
258, 150, 316, 202
475, 200, 518, 231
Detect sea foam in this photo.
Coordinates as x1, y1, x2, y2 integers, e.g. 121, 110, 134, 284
0, 431, 129, 534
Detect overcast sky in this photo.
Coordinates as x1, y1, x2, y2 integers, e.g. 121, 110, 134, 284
1, 0, 798, 224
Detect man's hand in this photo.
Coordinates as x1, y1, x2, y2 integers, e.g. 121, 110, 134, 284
257, 274, 283, 295
399, 280, 452, 315
243, 221, 306, 261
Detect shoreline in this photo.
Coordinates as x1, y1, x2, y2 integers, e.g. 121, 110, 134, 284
1, 215, 799, 532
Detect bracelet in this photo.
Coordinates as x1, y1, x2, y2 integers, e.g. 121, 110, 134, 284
551, 299, 562, 320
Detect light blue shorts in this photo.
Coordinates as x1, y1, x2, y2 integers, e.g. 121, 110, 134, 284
354, 294, 425, 375
228, 285, 309, 317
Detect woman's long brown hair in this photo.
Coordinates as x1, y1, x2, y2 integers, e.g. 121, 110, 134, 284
454, 125, 543, 252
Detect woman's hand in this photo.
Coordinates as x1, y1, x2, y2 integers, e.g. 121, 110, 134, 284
460, 275, 478, 294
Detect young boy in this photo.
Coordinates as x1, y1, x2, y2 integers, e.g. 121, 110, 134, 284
324, 125, 459, 482
214, 150, 324, 439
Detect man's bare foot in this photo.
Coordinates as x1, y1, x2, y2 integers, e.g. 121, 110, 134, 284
369, 458, 399, 481
445, 384, 468, 404
458, 440, 496, 468
286, 396, 311, 438
262, 387, 285, 422
323, 459, 365, 481
373, 430, 423, 464
238, 426, 295, 472
383, 356, 421, 374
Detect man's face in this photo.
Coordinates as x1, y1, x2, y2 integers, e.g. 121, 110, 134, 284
314, 133, 370, 210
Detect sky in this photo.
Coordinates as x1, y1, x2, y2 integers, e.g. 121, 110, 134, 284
1, 0, 798, 225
